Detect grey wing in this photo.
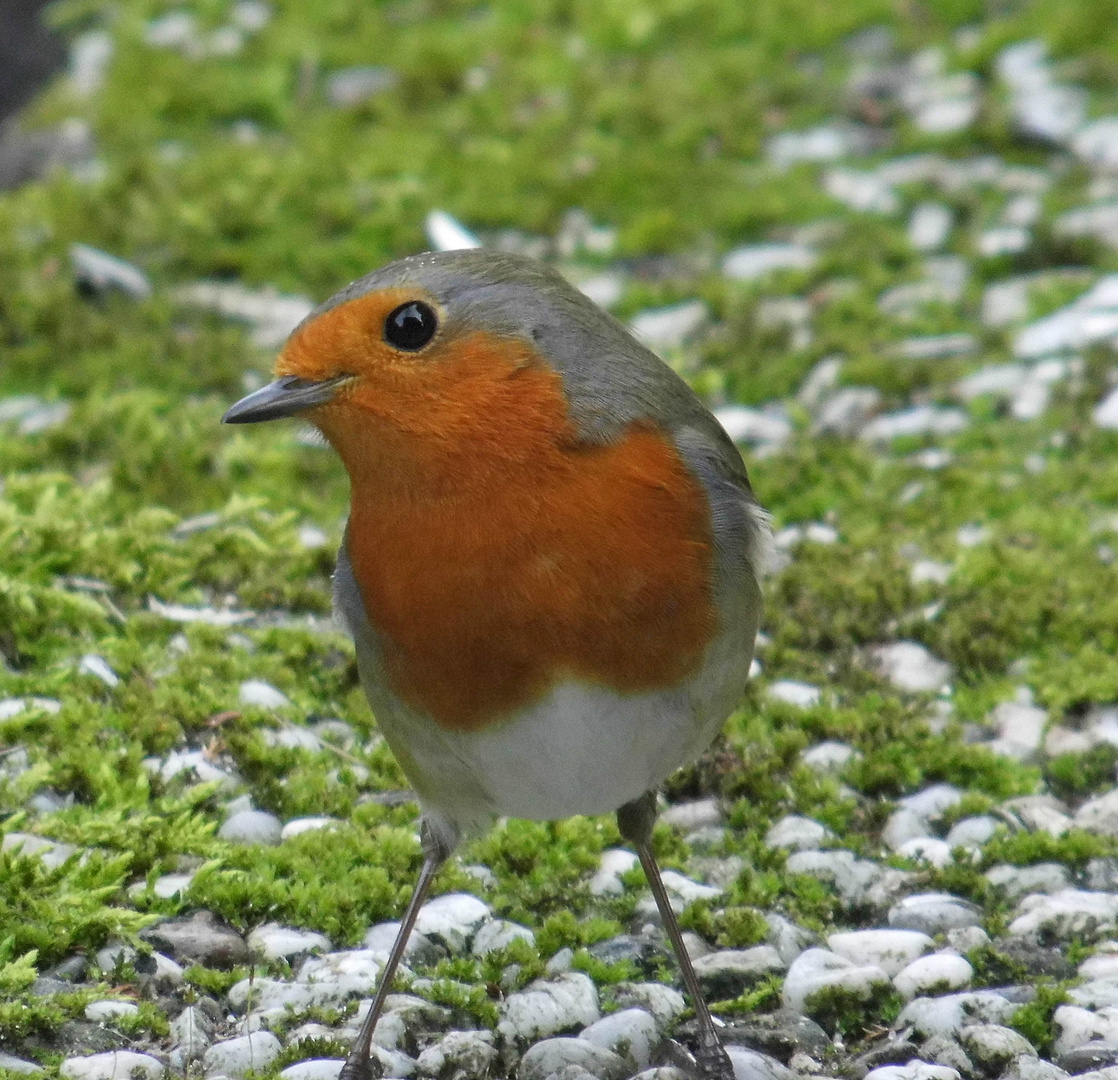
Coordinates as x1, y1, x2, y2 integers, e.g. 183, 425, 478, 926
672, 419, 771, 604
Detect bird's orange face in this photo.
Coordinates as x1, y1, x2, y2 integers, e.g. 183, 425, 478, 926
271, 286, 562, 489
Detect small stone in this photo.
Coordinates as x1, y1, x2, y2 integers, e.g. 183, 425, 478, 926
79, 655, 119, 688
884, 809, 935, 852
919, 1035, 973, 1075
766, 816, 831, 852
945, 817, 999, 850
1078, 790, 1118, 835
414, 894, 491, 954
824, 167, 899, 214
722, 244, 817, 282
909, 203, 953, 251
1096, 388, 1118, 430
660, 799, 722, 831
1074, 118, 1118, 172
172, 281, 313, 350
764, 914, 815, 967
278, 1062, 345, 1080
767, 124, 872, 168
894, 954, 974, 1000
590, 848, 639, 897
768, 681, 822, 709
472, 919, 535, 957
238, 680, 290, 709
1009, 890, 1118, 940
827, 930, 933, 977
70, 244, 152, 300
800, 741, 856, 774
282, 817, 342, 841
219, 809, 282, 846
579, 1009, 659, 1070
889, 894, 983, 935
261, 726, 322, 751
985, 863, 1070, 903
714, 406, 793, 447
1056, 1043, 1118, 1075
415, 1030, 496, 1078
247, 923, 331, 962
141, 911, 250, 968
297, 949, 390, 1003
865, 1064, 960, 1080
169, 1006, 214, 1066
629, 300, 710, 352
326, 66, 399, 106
84, 1001, 139, 1022
499, 973, 600, 1042
612, 982, 686, 1029
725, 1046, 795, 1080
897, 838, 953, 869
134, 872, 195, 900
425, 210, 481, 252
959, 1025, 1037, 1073
812, 387, 882, 438
860, 406, 968, 443
94, 943, 136, 974
60, 1054, 161, 1080
203, 1032, 282, 1079
912, 561, 953, 587
2, 833, 81, 871
986, 699, 1048, 763
947, 928, 990, 953
0, 1054, 43, 1075
1003, 1059, 1068, 1080
231, 1, 271, 32
1055, 996, 1118, 1048
1080, 951, 1118, 980
786, 850, 883, 906
897, 334, 977, 361
693, 947, 786, 999
781, 948, 891, 1016
519, 1038, 627, 1080
1069, 979, 1118, 1010
1003, 795, 1073, 836
868, 642, 952, 693
896, 992, 1016, 1039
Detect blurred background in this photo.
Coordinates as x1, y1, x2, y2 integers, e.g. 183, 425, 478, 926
6, 1, 1118, 1073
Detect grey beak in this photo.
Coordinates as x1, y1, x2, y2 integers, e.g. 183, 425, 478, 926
222, 374, 351, 424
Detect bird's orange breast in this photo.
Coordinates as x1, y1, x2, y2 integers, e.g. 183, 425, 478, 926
301, 321, 718, 732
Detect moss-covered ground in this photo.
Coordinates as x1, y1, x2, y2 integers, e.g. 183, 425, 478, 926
5, 0, 1118, 1072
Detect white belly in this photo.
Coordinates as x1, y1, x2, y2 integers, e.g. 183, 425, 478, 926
334, 545, 755, 848
371, 676, 717, 830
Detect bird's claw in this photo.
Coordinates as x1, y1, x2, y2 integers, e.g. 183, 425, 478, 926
694, 1036, 736, 1080
338, 1049, 383, 1080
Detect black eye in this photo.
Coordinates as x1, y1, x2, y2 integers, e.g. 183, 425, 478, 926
384, 301, 438, 351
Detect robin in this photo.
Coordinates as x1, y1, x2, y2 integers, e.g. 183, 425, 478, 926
223, 249, 769, 1080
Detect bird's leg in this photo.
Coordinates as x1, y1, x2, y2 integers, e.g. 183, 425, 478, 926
338, 822, 451, 1080
617, 791, 735, 1080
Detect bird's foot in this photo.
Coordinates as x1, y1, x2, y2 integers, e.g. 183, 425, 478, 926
694, 1035, 736, 1080
338, 1047, 383, 1080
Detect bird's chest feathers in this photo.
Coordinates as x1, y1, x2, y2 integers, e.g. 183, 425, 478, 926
344, 417, 718, 733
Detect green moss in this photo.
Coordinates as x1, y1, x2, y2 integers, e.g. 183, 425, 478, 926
803, 981, 905, 1039
1046, 745, 1118, 802
1009, 983, 1072, 1057
983, 828, 1115, 871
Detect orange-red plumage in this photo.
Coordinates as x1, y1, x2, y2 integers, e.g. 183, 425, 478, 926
277, 292, 718, 732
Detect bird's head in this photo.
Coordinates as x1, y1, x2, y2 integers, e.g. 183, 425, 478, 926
222, 249, 641, 485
